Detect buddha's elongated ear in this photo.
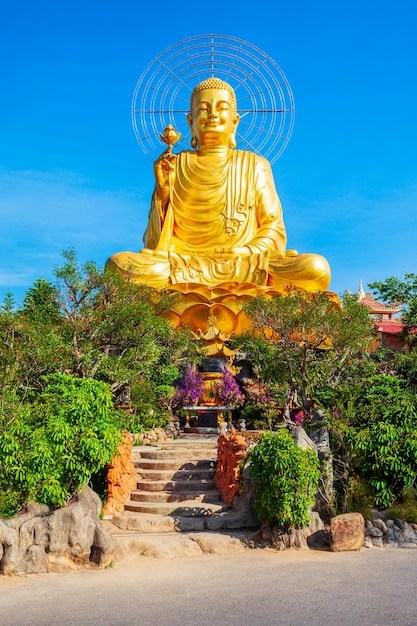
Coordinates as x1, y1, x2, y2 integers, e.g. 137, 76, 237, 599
229, 114, 240, 149
187, 114, 197, 148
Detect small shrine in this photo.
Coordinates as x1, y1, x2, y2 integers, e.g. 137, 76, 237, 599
181, 315, 244, 433
358, 280, 404, 351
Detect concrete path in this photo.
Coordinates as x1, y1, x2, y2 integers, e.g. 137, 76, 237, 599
2, 548, 417, 625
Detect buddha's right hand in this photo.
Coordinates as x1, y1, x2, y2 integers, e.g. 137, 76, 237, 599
154, 149, 177, 189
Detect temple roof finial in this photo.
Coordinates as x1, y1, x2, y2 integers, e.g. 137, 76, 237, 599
358, 279, 366, 300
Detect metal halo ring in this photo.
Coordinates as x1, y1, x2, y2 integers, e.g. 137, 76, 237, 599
132, 34, 295, 164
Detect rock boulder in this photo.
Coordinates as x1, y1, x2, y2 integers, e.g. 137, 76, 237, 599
0, 486, 115, 575
330, 512, 365, 552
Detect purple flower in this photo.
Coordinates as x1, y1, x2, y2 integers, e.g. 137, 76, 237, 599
217, 368, 245, 408
294, 411, 304, 425
175, 365, 205, 406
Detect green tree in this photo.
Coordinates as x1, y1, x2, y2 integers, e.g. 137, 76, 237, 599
0, 250, 202, 515
0, 293, 20, 404
240, 290, 375, 416
22, 278, 61, 323
0, 250, 200, 426
52, 249, 199, 398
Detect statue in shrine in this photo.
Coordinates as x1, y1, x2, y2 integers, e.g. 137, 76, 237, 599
106, 77, 331, 293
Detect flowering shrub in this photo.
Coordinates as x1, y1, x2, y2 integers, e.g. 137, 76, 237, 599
217, 368, 245, 408
294, 411, 304, 425
294, 411, 313, 427
174, 365, 205, 406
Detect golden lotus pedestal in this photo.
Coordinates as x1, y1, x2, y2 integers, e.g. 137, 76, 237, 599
162, 282, 339, 347
162, 281, 288, 354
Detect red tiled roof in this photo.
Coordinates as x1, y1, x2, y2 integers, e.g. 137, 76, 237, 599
359, 295, 402, 314
376, 319, 404, 334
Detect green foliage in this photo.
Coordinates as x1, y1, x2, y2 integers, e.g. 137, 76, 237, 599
249, 429, 320, 529
0, 374, 122, 516
0, 249, 200, 424
238, 401, 270, 431
387, 487, 417, 523
22, 278, 61, 324
353, 375, 417, 508
394, 350, 417, 387
240, 290, 375, 412
321, 374, 417, 510
340, 476, 376, 519
0, 249, 204, 515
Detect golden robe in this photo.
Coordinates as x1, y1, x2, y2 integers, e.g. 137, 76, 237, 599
107, 149, 330, 291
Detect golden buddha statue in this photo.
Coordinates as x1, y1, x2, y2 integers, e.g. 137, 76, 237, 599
106, 78, 330, 293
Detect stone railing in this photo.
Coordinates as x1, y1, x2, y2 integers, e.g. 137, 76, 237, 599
102, 431, 137, 518
214, 428, 248, 504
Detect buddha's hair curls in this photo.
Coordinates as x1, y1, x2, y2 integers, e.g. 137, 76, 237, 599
190, 78, 237, 113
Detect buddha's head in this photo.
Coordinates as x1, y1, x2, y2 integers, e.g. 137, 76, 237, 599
188, 78, 240, 149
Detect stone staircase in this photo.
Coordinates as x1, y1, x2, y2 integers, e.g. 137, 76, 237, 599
111, 436, 255, 534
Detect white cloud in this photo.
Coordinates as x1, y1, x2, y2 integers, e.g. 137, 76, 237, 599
0, 167, 151, 294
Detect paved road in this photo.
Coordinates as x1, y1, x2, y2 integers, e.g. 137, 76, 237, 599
1, 548, 417, 625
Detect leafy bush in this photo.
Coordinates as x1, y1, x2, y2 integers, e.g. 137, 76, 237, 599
321, 374, 417, 510
249, 429, 320, 529
339, 476, 376, 519
352, 375, 417, 508
387, 487, 417, 523
0, 374, 122, 516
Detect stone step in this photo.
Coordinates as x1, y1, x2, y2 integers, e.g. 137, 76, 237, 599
111, 510, 258, 534
138, 448, 217, 461
160, 435, 218, 442
124, 499, 226, 516
132, 438, 217, 454
134, 458, 216, 472
122, 436, 230, 529
137, 478, 215, 492
136, 467, 215, 481
105, 521, 251, 559
130, 489, 222, 503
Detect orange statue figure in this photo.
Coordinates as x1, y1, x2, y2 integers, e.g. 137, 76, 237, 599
106, 78, 330, 295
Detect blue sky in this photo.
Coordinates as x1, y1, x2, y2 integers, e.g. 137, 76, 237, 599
1, 0, 417, 304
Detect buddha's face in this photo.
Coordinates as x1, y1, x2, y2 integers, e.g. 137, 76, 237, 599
188, 88, 240, 148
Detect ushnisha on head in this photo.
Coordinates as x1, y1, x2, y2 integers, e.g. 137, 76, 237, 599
190, 78, 237, 114
188, 78, 240, 149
